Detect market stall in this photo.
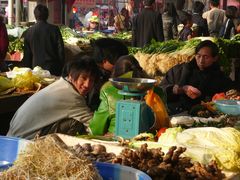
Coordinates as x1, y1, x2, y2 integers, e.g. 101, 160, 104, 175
0, 70, 239, 179
1, 24, 240, 179
0, 67, 57, 135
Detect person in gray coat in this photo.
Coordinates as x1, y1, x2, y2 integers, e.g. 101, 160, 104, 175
7, 56, 100, 140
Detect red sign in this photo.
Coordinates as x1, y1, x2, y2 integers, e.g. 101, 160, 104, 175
73, 0, 96, 8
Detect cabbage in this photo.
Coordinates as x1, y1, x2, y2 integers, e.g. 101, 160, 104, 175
176, 127, 240, 172
158, 127, 183, 147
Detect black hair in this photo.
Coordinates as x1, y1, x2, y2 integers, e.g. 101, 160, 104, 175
176, 0, 185, 10
111, 55, 148, 78
193, 1, 205, 14
143, 0, 155, 6
164, 2, 178, 18
210, 0, 219, 7
0, 15, 3, 23
91, 38, 129, 65
34, 4, 49, 21
225, 6, 238, 19
195, 40, 219, 57
63, 55, 100, 81
181, 12, 192, 25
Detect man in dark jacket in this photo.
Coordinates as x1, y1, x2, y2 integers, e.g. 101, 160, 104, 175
21, 4, 65, 76
192, 1, 209, 37
175, 0, 188, 25
132, 0, 164, 47
160, 40, 236, 115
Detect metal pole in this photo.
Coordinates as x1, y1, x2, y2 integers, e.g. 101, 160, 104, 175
16, 0, 21, 26
8, 0, 14, 25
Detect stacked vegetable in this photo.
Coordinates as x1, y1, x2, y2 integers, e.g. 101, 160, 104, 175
134, 39, 201, 77
130, 127, 240, 173
132, 36, 240, 78
0, 67, 55, 95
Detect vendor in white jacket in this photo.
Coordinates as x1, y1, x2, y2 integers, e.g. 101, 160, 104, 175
7, 56, 100, 140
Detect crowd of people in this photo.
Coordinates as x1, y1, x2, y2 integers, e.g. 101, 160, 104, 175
132, 0, 240, 47
0, 1, 239, 139
69, 6, 132, 33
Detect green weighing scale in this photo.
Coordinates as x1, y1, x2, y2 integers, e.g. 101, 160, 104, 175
109, 78, 157, 139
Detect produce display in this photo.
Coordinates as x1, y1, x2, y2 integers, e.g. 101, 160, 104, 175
73, 143, 116, 163
0, 67, 56, 96
132, 37, 240, 78
3, 25, 240, 180
133, 39, 198, 77
132, 126, 240, 172
112, 144, 224, 179
8, 35, 24, 54
6, 25, 240, 79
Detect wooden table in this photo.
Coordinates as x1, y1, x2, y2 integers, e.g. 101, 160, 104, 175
0, 92, 32, 114
0, 92, 33, 135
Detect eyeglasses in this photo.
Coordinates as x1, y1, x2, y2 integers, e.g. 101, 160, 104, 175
195, 54, 211, 60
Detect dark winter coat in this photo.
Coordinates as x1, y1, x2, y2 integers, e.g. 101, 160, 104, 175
132, 7, 164, 47
192, 13, 209, 36
21, 21, 65, 76
159, 59, 235, 115
219, 18, 236, 39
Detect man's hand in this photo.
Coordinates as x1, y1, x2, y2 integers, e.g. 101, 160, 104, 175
182, 85, 201, 99
173, 85, 184, 95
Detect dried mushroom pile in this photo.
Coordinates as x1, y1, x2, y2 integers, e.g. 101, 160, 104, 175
112, 144, 224, 180
0, 135, 102, 180
73, 143, 116, 163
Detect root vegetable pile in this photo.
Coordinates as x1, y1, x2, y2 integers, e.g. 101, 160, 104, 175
112, 144, 224, 180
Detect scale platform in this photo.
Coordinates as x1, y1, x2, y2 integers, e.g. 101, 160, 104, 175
110, 78, 157, 139
109, 78, 157, 93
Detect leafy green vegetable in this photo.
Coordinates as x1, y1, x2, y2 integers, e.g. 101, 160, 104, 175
158, 127, 183, 146
8, 37, 24, 53
141, 39, 183, 54
0, 76, 14, 92
60, 26, 80, 41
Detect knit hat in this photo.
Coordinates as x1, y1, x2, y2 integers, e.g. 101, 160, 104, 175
89, 16, 99, 23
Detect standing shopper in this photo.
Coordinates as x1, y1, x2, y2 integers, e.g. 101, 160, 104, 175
202, 0, 225, 37
132, 0, 164, 47
21, 4, 65, 76
0, 15, 8, 72
7, 56, 100, 140
192, 1, 209, 37
175, 0, 188, 25
162, 2, 178, 41
219, 6, 237, 39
